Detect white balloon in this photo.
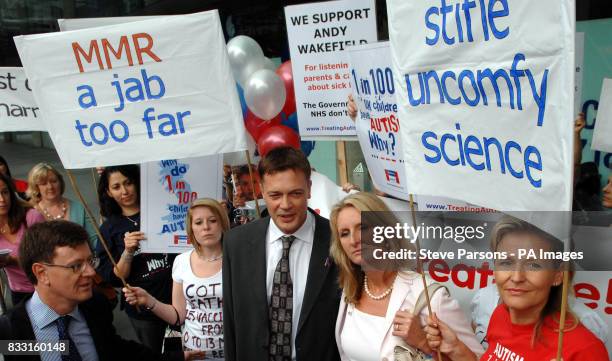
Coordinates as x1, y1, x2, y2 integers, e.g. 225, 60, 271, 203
227, 35, 265, 86
261, 57, 277, 72
244, 69, 286, 121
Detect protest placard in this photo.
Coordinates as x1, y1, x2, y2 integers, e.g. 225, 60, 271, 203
15, 11, 247, 169
387, 0, 575, 212
140, 155, 223, 254
284, 0, 377, 138
58, 16, 160, 31
348, 42, 410, 199
591, 79, 612, 153
0, 67, 44, 131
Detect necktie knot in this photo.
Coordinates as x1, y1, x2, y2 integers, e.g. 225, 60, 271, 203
56, 315, 71, 335
280, 235, 295, 250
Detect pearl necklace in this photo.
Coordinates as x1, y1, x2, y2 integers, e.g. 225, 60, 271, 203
40, 200, 67, 220
363, 274, 394, 300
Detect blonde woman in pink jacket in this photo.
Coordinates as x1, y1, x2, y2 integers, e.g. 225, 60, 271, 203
329, 192, 483, 361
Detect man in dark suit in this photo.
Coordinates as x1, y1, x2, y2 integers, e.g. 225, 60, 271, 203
0, 220, 181, 361
223, 147, 340, 361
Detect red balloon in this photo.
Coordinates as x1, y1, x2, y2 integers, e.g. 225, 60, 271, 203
244, 110, 281, 141
276, 60, 296, 116
257, 125, 301, 156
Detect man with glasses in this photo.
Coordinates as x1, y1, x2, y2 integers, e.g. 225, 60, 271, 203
0, 220, 181, 361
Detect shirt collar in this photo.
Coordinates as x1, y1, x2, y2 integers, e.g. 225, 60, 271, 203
268, 210, 315, 244
28, 291, 83, 329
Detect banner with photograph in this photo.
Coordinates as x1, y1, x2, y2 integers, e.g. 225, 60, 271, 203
387, 0, 575, 211
0, 67, 44, 131
15, 11, 247, 169
140, 155, 223, 254
284, 0, 377, 138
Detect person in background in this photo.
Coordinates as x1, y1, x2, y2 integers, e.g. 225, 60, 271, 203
0, 155, 29, 201
96, 165, 174, 354
424, 216, 608, 361
26, 162, 98, 248
231, 164, 262, 207
573, 162, 604, 211
0, 173, 45, 305
0, 220, 182, 361
330, 192, 482, 360
124, 198, 229, 361
602, 174, 612, 209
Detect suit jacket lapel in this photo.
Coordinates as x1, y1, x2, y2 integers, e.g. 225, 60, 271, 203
297, 212, 332, 333
249, 217, 271, 321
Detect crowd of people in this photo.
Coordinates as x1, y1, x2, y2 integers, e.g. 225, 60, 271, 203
0, 146, 610, 361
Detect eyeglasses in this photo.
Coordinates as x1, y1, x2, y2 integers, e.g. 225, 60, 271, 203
42, 256, 100, 274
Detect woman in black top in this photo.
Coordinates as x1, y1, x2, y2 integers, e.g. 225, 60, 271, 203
96, 165, 174, 354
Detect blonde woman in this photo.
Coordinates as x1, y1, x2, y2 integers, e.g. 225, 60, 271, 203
330, 192, 482, 361
26, 163, 97, 248
424, 216, 608, 361
124, 198, 229, 361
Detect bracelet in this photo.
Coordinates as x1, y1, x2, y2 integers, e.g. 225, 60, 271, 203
146, 299, 157, 311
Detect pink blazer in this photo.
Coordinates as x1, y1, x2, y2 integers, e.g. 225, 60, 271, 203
335, 271, 483, 361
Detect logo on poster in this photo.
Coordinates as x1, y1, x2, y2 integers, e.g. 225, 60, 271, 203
173, 234, 190, 245
385, 169, 400, 184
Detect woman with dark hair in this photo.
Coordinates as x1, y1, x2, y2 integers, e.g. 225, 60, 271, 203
423, 216, 608, 361
96, 165, 174, 354
0, 155, 29, 200
0, 173, 44, 305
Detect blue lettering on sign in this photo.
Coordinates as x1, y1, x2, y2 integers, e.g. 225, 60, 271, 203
421, 123, 543, 188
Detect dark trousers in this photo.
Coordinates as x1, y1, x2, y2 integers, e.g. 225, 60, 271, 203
129, 316, 167, 354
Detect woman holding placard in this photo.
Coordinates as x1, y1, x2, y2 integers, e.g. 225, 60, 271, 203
423, 216, 608, 361
329, 192, 482, 360
26, 163, 98, 248
0, 173, 44, 305
96, 165, 174, 354
123, 198, 228, 361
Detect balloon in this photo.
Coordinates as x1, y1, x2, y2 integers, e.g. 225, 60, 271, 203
227, 35, 265, 86
276, 60, 296, 116
236, 84, 248, 119
244, 69, 286, 121
257, 125, 301, 156
281, 112, 299, 134
261, 57, 277, 71
244, 110, 281, 141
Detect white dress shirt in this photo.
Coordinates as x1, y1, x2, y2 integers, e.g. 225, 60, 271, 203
266, 211, 315, 360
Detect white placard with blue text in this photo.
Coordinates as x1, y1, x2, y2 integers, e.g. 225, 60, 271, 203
140, 155, 223, 254
284, 0, 377, 138
387, 0, 575, 211
348, 42, 410, 199
15, 11, 247, 169
0, 67, 44, 131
